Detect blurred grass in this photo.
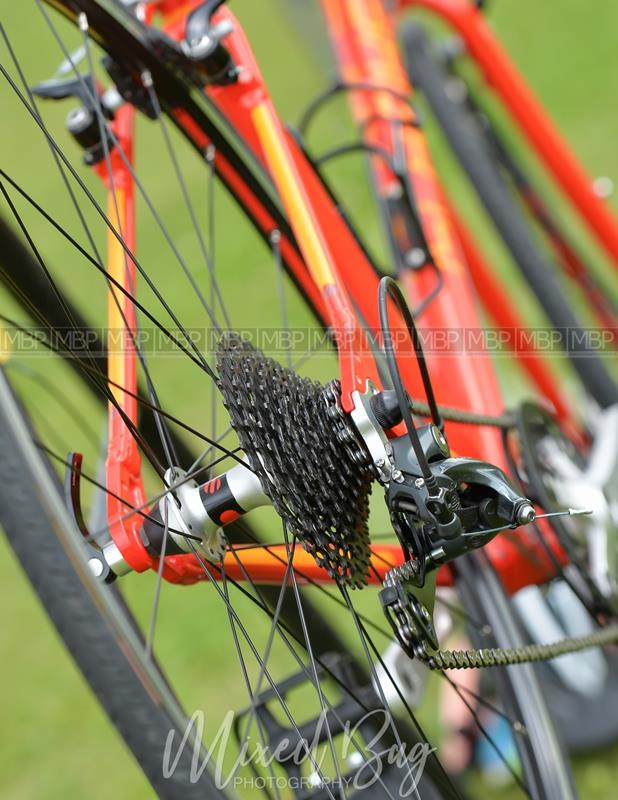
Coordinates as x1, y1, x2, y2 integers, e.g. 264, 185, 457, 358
0, 1, 617, 798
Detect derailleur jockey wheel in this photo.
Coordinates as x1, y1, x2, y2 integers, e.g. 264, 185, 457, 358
216, 333, 375, 588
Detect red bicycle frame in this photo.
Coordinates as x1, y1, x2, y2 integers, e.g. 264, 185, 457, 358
98, 0, 607, 595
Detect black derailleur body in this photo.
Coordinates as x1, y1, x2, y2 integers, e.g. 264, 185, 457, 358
386, 423, 533, 581
379, 420, 533, 659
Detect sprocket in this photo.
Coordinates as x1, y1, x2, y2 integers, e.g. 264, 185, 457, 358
216, 333, 375, 587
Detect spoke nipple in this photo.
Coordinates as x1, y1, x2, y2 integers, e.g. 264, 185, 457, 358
270, 229, 281, 246
481, 624, 492, 637
205, 143, 216, 163
141, 70, 153, 88
512, 721, 527, 735
569, 507, 593, 517
78, 12, 88, 32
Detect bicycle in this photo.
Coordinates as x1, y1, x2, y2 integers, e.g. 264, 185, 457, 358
0, 1, 617, 798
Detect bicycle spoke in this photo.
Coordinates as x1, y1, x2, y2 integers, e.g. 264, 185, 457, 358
146, 501, 169, 660
0, 22, 102, 381
4, 362, 100, 451
35, 1, 224, 344
146, 82, 231, 332
0, 173, 211, 373
38, 442, 202, 543
437, 669, 530, 797
227, 544, 398, 799
338, 583, 426, 800
233, 530, 298, 748
81, 17, 179, 470
0, 196, 169, 477
284, 523, 346, 799
0, 304, 248, 475
206, 145, 220, 450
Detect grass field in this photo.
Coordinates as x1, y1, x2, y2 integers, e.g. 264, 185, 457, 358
1, 1, 618, 798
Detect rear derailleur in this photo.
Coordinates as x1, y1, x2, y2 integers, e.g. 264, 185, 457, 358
357, 386, 535, 661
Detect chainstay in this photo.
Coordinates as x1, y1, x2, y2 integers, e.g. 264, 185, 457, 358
423, 623, 618, 670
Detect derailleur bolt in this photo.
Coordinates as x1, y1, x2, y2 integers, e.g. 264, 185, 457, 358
516, 503, 536, 525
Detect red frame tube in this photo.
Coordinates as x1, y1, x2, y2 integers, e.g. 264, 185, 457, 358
320, 0, 564, 592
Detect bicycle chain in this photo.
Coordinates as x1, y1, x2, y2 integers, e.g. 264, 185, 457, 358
409, 398, 515, 429
425, 624, 618, 670
382, 561, 618, 670
216, 333, 375, 588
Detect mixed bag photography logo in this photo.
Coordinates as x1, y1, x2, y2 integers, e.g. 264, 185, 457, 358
163, 708, 435, 795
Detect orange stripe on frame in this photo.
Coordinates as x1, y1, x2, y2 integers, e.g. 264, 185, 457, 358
251, 102, 336, 290
107, 188, 128, 405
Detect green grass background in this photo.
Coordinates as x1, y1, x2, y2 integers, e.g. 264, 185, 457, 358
1, 0, 618, 798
